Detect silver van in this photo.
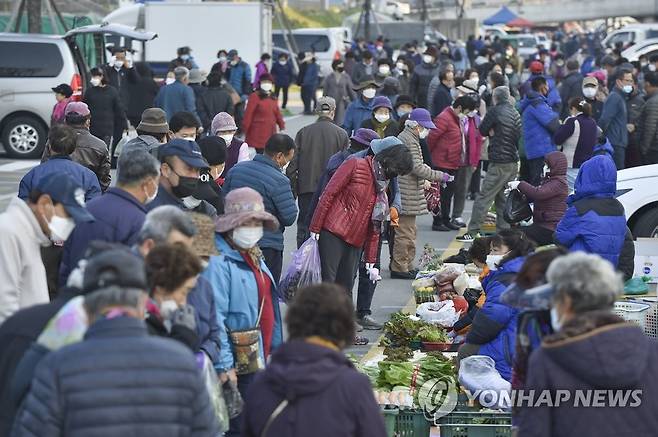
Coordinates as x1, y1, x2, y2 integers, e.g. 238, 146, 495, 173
0, 24, 156, 158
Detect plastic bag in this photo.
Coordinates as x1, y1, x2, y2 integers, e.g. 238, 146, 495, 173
199, 353, 229, 432
416, 300, 460, 327
222, 379, 244, 419
113, 130, 136, 158
279, 237, 322, 302
434, 265, 462, 286
503, 189, 532, 224
453, 273, 470, 296
458, 355, 511, 410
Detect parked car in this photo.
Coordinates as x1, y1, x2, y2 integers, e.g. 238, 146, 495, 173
602, 23, 658, 49
273, 27, 350, 78
616, 164, 658, 237
621, 37, 658, 62
501, 34, 539, 60
0, 24, 155, 159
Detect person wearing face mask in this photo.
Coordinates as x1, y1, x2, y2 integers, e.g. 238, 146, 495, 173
638, 71, 658, 164
409, 47, 439, 109
361, 96, 400, 139
226, 49, 253, 103
83, 67, 127, 150
520, 61, 562, 114
558, 60, 585, 120
393, 94, 416, 121
167, 46, 198, 72
211, 112, 250, 177
242, 74, 285, 153
343, 80, 380, 135
374, 59, 392, 82
554, 98, 599, 168
322, 59, 356, 126
50, 83, 73, 126
351, 50, 375, 86
458, 230, 536, 382
253, 53, 272, 90
0, 171, 94, 324
144, 243, 201, 351
211, 49, 229, 75
549, 54, 567, 84
393, 57, 412, 95
102, 47, 138, 144
517, 252, 658, 437
393, 109, 452, 279
122, 108, 170, 159
58, 148, 160, 287
429, 68, 455, 117
271, 53, 295, 110
224, 134, 297, 282
502, 62, 521, 100
193, 136, 227, 213
581, 76, 604, 121
197, 71, 234, 136
154, 67, 200, 124
298, 54, 320, 115
203, 187, 283, 437
599, 69, 632, 170
624, 71, 646, 169
147, 138, 216, 218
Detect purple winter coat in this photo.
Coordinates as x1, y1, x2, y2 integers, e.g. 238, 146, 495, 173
517, 151, 568, 231
242, 340, 386, 437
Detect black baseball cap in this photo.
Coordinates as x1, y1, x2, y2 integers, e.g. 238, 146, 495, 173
34, 173, 94, 224
159, 138, 209, 169
52, 83, 73, 98
83, 249, 147, 294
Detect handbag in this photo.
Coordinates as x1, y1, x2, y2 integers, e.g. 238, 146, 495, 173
227, 298, 265, 375
503, 189, 532, 224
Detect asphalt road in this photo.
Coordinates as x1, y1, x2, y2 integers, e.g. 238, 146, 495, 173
0, 106, 471, 358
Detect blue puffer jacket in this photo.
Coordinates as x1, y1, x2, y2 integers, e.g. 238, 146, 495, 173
466, 256, 524, 381
18, 156, 101, 202
203, 234, 283, 372
520, 74, 562, 114
187, 275, 221, 367
223, 155, 298, 251
342, 97, 374, 136
520, 91, 559, 160
227, 60, 252, 98
11, 316, 219, 436
58, 188, 146, 286
555, 155, 627, 267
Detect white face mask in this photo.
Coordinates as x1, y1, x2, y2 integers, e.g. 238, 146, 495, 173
114, 60, 124, 69
362, 88, 377, 99
181, 196, 202, 209
160, 299, 179, 320
649, 64, 657, 72
397, 109, 410, 117
622, 85, 633, 94
48, 214, 76, 242
486, 254, 505, 271
232, 226, 264, 249
418, 127, 430, 139
219, 133, 234, 144
422, 55, 434, 64
582, 87, 597, 99
378, 65, 390, 75
374, 113, 390, 123
90, 77, 102, 87
165, 77, 175, 85
550, 306, 562, 331
261, 82, 273, 92
279, 60, 287, 65
144, 180, 158, 204
396, 62, 406, 71
504, 67, 514, 75
218, 56, 227, 63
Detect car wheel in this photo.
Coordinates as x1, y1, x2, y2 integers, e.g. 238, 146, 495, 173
632, 207, 658, 238
1, 116, 47, 159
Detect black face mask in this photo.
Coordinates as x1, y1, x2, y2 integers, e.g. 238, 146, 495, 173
336, 67, 344, 73
169, 168, 199, 198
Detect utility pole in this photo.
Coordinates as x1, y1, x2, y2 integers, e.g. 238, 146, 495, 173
27, 0, 42, 33
364, 0, 371, 41
421, 0, 428, 23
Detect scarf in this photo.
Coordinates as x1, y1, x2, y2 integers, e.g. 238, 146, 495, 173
371, 159, 389, 232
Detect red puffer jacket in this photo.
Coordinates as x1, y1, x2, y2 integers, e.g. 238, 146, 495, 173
309, 156, 380, 263
242, 91, 285, 149
427, 107, 464, 170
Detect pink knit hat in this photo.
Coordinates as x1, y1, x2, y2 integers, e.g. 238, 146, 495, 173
215, 187, 279, 233
211, 112, 238, 135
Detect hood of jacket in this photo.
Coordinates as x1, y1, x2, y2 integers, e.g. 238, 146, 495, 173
520, 90, 547, 112
482, 256, 525, 290
542, 311, 649, 388
263, 340, 354, 399
545, 151, 568, 176
570, 154, 617, 204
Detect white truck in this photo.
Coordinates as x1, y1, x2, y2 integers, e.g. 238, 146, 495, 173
103, 1, 272, 76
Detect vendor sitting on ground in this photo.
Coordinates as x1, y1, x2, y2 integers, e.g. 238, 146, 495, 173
453, 236, 491, 335
457, 230, 535, 381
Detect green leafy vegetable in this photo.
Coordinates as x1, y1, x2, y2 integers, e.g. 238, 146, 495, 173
417, 325, 450, 343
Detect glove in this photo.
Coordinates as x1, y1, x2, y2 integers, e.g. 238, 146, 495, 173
171, 304, 197, 332
310, 232, 320, 241
442, 173, 455, 183
478, 84, 487, 95
423, 180, 432, 190
390, 207, 399, 227
508, 180, 521, 190
365, 263, 382, 282
125, 53, 133, 69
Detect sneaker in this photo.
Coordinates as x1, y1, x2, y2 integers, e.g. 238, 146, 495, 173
357, 315, 383, 330
452, 217, 467, 228
353, 335, 369, 346
391, 270, 416, 280
456, 232, 481, 242
444, 220, 461, 231
355, 321, 364, 332
432, 222, 451, 232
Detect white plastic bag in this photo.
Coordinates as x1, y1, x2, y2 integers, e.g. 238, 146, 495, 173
453, 273, 470, 296
416, 300, 460, 327
458, 355, 511, 410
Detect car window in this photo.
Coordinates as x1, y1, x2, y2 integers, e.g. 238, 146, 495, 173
273, 33, 331, 53
517, 37, 537, 48
610, 32, 632, 45
0, 41, 64, 77
646, 29, 658, 39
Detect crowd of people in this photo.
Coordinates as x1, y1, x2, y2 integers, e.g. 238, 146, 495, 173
0, 27, 656, 437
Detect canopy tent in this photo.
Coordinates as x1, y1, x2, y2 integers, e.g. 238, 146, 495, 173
507, 17, 534, 28
482, 6, 518, 25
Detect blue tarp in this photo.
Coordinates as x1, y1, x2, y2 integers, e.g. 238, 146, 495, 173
482, 6, 518, 25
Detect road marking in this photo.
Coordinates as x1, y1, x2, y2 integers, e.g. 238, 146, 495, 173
0, 193, 17, 200
0, 160, 39, 172
360, 238, 466, 364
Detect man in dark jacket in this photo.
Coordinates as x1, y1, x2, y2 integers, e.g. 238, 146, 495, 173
102, 47, 140, 109
599, 69, 632, 169
58, 148, 160, 286
122, 107, 170, 159
351, 50, 375, 86
638, 71, 658, 164
429, 68, 455, 117
11, 259, 219, 436
409, 47, 439, 110
558, 60, 584, 120
224, 134, 298, 281
198, 71, 234, 134
459, 86, 521, 242
555, 155, 627, 268
288, 97, 349, 248
272, 52, 295, 109
42, 102, 111, 192
154, 67, 199, 123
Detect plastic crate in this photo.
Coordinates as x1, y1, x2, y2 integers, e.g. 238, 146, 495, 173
438, 410, 511, 437
381, 409, 431, 437
613, 301, 651, 331
628, 298, 658, 338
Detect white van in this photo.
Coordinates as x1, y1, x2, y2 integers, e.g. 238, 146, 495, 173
603, 23, 658, 48
273, 27, 351, 78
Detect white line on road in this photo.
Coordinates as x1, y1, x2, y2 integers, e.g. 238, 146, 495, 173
0, 161, 39, 172
0, 193, 17, 200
